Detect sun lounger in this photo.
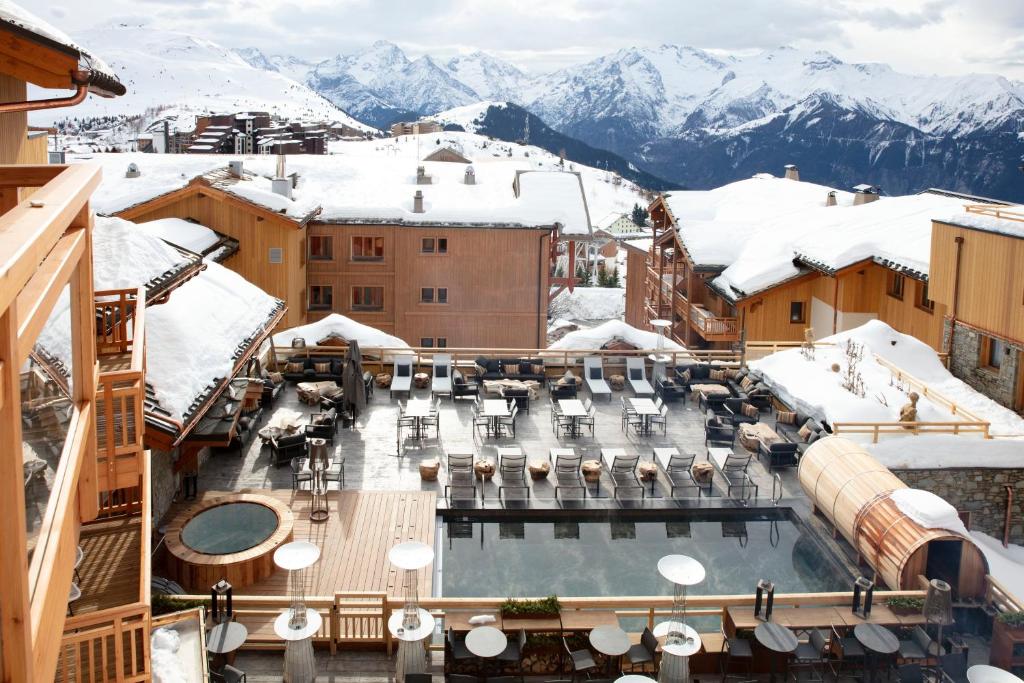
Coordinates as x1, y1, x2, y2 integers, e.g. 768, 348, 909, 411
584, 356, 612, 401
601, 449, 644, 500
390, 355, 413, 399
654, 448, 701, 498
431, 354, 453, 399
626, 357, 655, 397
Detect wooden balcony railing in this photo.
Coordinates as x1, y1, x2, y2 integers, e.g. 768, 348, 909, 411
689, 304, 740, 342
95, 288, 147, 493
964, 204, 1024, 223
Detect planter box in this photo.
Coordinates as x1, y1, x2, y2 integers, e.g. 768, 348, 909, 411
992, 619, 1024, 669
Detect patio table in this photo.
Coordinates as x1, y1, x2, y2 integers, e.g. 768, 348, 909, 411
755, 622, 798, 683
691, 383, 731, 397
855, 623, 899, 683
482, 399, 510, 437
403, 399, 434, 440
558, 399, 588, 437
466, 625, 508, 658
590, 624, 631, 675
627, 397, 659, 435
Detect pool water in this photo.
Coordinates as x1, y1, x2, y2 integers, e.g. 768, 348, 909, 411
439, 512, 852, 599
181, 502, 279, 554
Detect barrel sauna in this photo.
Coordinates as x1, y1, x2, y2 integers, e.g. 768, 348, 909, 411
799, 436, 988, 599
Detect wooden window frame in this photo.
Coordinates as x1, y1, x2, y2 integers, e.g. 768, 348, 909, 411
309, 235, 333, 261
351, 286, 384, 312
420, 287, 434, 303
351, 235, 384, 262
437, 287, 448, 304
420, 337, 434, 348
915, 280, 935, 314
789, 300, 806, 324
421, 236, 448, 255
437, 337, 448, 348
308, 284, 333, 310
886, 271, 905, 300
979, 334, 1005, 372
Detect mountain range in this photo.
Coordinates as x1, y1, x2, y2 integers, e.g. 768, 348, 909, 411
240, 40, 1024, 200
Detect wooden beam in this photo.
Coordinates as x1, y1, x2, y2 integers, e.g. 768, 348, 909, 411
0, 164, 66, 188
71, 207, 98, 523
0, 32, 77, 89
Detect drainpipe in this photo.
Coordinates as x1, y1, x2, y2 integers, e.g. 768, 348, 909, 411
0, 84, 87, 113
538, 229, 548, 348
945, 236, 965, 356
1005, 485, 1014, 549
832, 277, 840, 335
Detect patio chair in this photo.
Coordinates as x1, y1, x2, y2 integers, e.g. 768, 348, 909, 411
397, 403, 416, 441
791, 629, 830, 682
625, 357, 655, 397
452, 370, 479, 400
827, 623, 865, 679
291, 457, 312, 491
897, 626, 938, 665
699, 391, 730, 416
303, 409, 338, 443
552, 450, 586, 501
551, 400, 575, 437
420, 398, 441, 439
708, 451, 757, 501
602, 451, 644, 500
447, 627, 475, 663
502, 386, 530, 414
431, 354, 453, 400
654, 449, 701, 498
390, 356, 413, 399
757, 440, 799, 470
562, 636, 597, 680
578, 401, 596, 436
445, 452, 477, 504
583, 356, 612, 402
496, 628, 528, 668
704, 414, 737, 447
549, 375, 578, 399
720, 628, 754, 681
324, 455, 345, 489
497, 404, 518, 438
724, 398, 759, 425
620, 397, 642, 432
472, 401, 490, 436
625, 626, 659, 672
939, 653, 968, 683
498, 453, 529, 503
271, 433, 307, 467
211, 664, 246, 683
650, 404, 668, 435
655, 376, 686, 403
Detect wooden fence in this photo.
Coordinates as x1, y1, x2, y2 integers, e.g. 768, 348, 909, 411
986, 574, 1024, 614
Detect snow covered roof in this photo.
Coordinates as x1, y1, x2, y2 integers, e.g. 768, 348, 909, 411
939, 207, 1024, 240
621, 236, 653, 254
146, 263, 284, 422
136, 218, 219, 254
548, 319, 686, 352
77, 131, 641, 233
0, 0, 124, 95
549, 287, 626, 322
869, 435, 1024, 470
272, 313, 410, 351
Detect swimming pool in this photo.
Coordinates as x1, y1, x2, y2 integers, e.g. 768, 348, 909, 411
437, 510, 852, 599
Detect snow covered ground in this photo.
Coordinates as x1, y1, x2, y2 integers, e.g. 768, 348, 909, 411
549, 287, 626, 322
972, 532, 1024, 605
869, 435, 1024, 469
750, 320, 1024, 438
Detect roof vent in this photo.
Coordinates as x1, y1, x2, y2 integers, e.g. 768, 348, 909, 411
271, 177, 292, 199
464, 165, 475, 185
228, 160, 244, 178
784, 164, 799, 181
416, 165, 432, 185
125, 163, 141, 178
413, 190, 424, 213
826, 190, 837, 207
852, 184, 881, 205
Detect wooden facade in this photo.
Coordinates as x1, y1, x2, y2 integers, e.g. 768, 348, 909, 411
116, 183, 308, 328
307, 223, 551, 348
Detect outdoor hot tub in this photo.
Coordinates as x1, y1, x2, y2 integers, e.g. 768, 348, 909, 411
164, 493, 294, 592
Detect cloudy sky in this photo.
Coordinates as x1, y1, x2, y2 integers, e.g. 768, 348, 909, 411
39, 0, 1024, 78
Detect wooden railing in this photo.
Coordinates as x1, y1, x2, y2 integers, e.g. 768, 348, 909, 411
689, 304, 740, 341
176, 588, 926, 654
964, 204, 1024, 223
986, 574, 1024, 613
56, 605, 150, 682
95, 288, 147, 493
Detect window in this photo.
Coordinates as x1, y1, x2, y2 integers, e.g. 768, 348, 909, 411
437, 287, 448, 304
351, 236, 384, 261
420, 337, 434, 348
351, 286, 383, 311
421, 237, 448, 254
419, 287, 448, 304
309, 285, 333, 310
268, 247, 283, 264
789, 301, 806, 324
437, 337, 447, 348
980, 335, 1006, 371
420, 287, 434, 303
886, 271, 905, 300
309, 235, 333, 260
915, 281, 935, 313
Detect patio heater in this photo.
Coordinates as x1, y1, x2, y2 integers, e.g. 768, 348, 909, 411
649, 319, 672, 382
387, 542, 436, 681
273, 541, 322, 683
924, 578, 954, 676
654, 555, 705, 683
308, 438, 329, 522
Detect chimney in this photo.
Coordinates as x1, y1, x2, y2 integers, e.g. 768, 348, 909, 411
852, 184, 881, 205
276, 153, 287, 179
826, 190, 837, 207
416, 165, 431, 185
228, 160, 244, 178
464, 165, 476, 185
271, 177, 292, 199
784, 164, 799, 181
413, 190, 424, 213
125, 163, 141, 178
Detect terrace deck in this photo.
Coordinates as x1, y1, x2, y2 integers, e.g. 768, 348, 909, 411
74, 515, 143, 615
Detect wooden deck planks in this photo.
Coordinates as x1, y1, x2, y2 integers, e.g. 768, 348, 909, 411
74, 515, 142, 614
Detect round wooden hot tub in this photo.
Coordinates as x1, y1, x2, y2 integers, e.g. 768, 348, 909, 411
164, 493, 294, 592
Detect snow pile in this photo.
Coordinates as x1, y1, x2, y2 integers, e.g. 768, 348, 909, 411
137, 218, 219, 254
272, 313, 410, 351
870, 435, 1024, 469
549, 287, 626, 321
750, 320, 1024, 438
941, 210, 1024, 240
971, 532, 1024, 605
146, 263, 281, 419
890, 488, 970, 536
93, 217, 187, 289
150, 627, 186, 683
549, 319, 686, 352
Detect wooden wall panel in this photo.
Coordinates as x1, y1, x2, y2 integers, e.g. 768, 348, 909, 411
930, 221, 1024, 344
624, 248, 646, 327
739, 278, 815, 342
0, 74, 28, 165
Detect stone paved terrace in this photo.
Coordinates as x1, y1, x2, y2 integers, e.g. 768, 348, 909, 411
195, 382, 801, 509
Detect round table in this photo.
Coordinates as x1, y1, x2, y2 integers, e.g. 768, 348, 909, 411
854, 623, 900, 683
466, 626, 508, 658
755, 622, 798, 683
207, 621, 249, 654
617, 676, 657, 683
591, 625, 631, 675
653, 620, 703, 657
274, 609, 322, 683
388, 609, 435, 681
388, 541, 435, 570
968, 665, 1024, 683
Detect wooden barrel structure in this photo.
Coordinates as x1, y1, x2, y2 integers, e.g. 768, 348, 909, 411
799, 436, 988, 598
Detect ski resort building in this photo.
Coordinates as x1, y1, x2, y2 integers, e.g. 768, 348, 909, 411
624, 172, 1008, 352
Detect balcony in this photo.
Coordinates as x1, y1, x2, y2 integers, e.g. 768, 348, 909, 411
689, 304, 740, 342
95, 287, 147, 493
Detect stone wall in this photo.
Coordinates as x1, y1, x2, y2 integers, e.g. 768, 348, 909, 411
892, 466, 1024, 545
945, 320, 1021, 409
150, 448, 178, 524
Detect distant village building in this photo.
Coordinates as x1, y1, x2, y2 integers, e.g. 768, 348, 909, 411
423, 145, 472, 163
390, 119, 443, 137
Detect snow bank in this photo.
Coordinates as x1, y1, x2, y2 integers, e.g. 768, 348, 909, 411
137, 218, 219, 254
870, 435, 1024, 469
272, 313, 410, 351
941, 210, 1024, 240
146, 263, 281, 419
151, 628, 186, 683
971, 531, 1024, 605
750, 320, 1024, 438
548, 319, 686, 352
890, 489, 970, 536
549, 287, 625, 321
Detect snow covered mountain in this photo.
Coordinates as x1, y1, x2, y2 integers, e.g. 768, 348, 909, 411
29, 24, 375, 139
245, 41, 1024, 199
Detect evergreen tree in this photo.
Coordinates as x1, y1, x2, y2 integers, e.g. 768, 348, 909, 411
606, 267, 621, 288
631, 203, 649, 226
597, 268, 609, 287
574, 264, 591, 287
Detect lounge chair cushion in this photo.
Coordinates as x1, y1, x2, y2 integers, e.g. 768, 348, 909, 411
314, 361, 330, 374
589, 367, 602, 380
777, 410, 797, 424
629, 368, 643, 380
740, 375, 754, 391
434, 365, 446, 378
531, 363, 544, 375
742, 403, 758, 418
285, 362, 303, 373
396, 364, 410, 377
798, 424, 813, 441
710, 369, 726, 381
